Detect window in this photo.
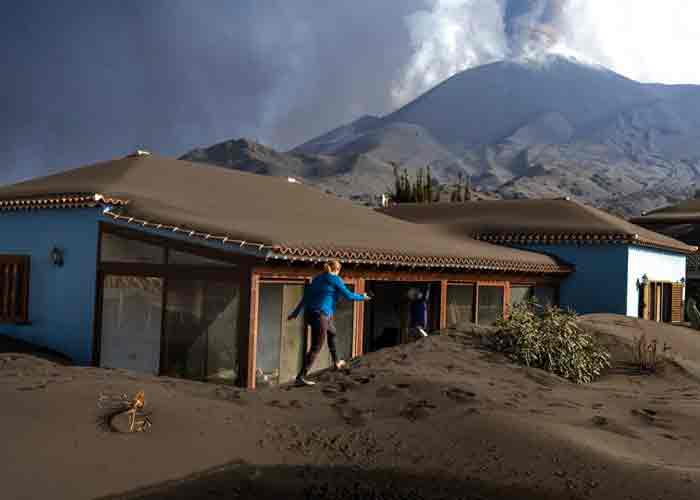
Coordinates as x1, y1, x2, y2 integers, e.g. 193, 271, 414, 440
100, 232, 165, 264
100, 275, 163, 374
477, 286, 504, 325
0, 255, 30, 324
168, 249, 236, 267
446, 284, 475, 327
511, 285, 557, 312
162, 279, 240, 383
511, 285, 534, 306
534, 286, 556, 307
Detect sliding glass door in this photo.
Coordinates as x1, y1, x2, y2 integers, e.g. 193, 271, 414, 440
161, 279, 240, 383
98, 227, 242, 384
256, 282, 306, 386
255, 280, 357, 385
100, 275, 163, 374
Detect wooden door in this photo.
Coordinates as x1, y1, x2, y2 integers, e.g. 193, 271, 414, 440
671, 282, 684, 323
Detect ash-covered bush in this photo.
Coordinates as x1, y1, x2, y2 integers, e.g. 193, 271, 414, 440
491, 301, 611, 384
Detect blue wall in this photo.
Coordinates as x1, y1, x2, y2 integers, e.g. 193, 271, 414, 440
515, 244, 630, 315
0, 208, 101, 364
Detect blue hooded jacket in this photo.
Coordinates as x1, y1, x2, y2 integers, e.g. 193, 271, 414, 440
289, 272, 365, 318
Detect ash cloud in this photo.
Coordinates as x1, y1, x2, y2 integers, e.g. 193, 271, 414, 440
393, 0, 700, 105
3, 0, 700, 182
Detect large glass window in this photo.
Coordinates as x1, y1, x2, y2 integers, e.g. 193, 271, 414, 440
534, 286, 556, 307
162, 279, 240, 384
100, 275, 163, 374
478, 286, 505, 325
168, 249, 237, 267
99, 229, 242, 384
256, 283, 306, 386
511, 285, 534, 306
101, 232, 165, 264
446, 284, 475, 327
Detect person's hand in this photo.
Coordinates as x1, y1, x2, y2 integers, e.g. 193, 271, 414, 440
287, 314, 296, 321
363, 293, 372, 301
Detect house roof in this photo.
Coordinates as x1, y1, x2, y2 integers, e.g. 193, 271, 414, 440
0, 155, 570, 274
630, 199, 700, 224
380, 198, 697, 254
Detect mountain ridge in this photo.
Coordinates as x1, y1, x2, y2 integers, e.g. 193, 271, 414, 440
181, 56, 700, 216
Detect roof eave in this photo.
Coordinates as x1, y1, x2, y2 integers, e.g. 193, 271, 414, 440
473, 232, 697, 255
268, 246, 572, 275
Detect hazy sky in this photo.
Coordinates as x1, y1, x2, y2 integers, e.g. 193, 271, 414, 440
2, 0, 700, 181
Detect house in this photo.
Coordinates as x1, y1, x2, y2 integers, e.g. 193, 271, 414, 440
0, 153, 570, 387
381, 198, 697, 322
630, 200, 700, 308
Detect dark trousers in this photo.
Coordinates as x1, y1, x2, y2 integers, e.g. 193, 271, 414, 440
299, 311, 338, 377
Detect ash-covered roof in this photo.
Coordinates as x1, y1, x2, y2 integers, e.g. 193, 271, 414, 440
0, 155, 570, 274
380, 198, 696, 254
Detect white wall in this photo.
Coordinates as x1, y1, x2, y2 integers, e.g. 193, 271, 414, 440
626, 247, 686, 317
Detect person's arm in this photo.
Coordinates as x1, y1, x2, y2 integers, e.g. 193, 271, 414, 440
332, 275, 367, 301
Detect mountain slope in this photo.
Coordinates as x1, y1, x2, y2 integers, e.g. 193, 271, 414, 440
184, 56, 700, 216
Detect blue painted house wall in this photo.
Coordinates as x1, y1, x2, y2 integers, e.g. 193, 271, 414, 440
514, 244, 686, 316
0, 208, 101, 364
518, 244, 630, 315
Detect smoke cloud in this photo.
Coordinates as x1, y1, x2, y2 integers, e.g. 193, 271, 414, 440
391, 0, 508, 107
393, 0, 700, 106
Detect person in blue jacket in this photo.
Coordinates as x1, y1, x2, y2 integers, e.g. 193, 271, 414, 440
288, 260, 370, 386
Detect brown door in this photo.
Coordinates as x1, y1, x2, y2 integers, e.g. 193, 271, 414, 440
662, 283, 673, 323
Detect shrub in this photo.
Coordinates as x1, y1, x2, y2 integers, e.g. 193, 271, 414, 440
491, 301, 611, 384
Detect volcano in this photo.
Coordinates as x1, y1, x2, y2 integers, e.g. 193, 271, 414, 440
183, 56, 700, 215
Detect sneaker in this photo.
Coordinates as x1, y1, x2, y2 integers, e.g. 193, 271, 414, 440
334, 360, 348, 371
295, 376, 316, 387
417, 327, 429, 337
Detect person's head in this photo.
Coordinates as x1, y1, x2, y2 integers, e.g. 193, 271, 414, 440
407, 288, 418, 301
323, 260, 342, 275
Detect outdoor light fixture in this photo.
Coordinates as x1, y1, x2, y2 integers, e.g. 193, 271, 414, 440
51, 246, 64, 267
637, 274, 649, 289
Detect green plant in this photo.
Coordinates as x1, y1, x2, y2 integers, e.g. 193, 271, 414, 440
390, 164, 440, 204
491, 301, 611, 384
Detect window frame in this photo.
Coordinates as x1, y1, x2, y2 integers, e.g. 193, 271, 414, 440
0, 255, 30, 324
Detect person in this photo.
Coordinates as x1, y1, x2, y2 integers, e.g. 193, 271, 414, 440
407, 286, 430, 339
287, 260, 370, 386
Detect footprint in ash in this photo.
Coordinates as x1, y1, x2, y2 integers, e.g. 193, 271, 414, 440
400, 400, 437, 422
443, 387, 477, 404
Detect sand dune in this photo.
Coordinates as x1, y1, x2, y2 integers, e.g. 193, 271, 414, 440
2, 315, 700, 499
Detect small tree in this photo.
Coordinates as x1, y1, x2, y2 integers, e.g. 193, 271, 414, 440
455, 173, 464, 202
426, 166, 433, 204
391, 165, 441, 204
464, 174, 472, 202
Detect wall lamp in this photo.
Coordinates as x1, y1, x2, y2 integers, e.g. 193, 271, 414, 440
51, 246, 64, 267
636, 274, 649, 289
